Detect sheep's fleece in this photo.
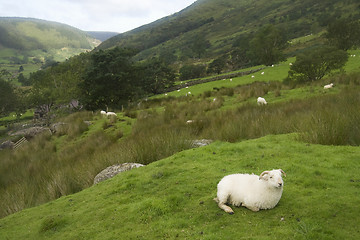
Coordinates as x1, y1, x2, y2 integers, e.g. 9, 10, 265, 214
214, 169, 286, 214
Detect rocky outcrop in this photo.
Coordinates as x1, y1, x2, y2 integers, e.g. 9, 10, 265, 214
0, 140, 15, 150
93, 163, 145, 185
50, 122, 67, 133
10, 127, 51, 138
191, 139, 213, 148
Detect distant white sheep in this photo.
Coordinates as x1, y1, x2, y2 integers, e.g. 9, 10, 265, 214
100, 110, 107, 116
257, 97, 267, 105
261, 72, 265, 75
106, 112, 117, 117
323, 83, 334, 89
214, 169, 286, 214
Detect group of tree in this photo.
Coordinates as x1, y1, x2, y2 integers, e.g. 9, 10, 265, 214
78, 47, 175, 110
28, 47, 175, 112
287, 17, 360, 83
0, 70, 29, 117
1, 47, 176, 117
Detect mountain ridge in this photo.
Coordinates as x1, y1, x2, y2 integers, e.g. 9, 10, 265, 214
98, 0, 360, 63
0, 17, 100, 66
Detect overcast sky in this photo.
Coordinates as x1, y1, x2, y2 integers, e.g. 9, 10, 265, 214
0, 0, 196, 33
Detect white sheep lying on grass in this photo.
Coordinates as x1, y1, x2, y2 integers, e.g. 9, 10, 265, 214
214, 169, 286, 214
323, 83, 334, 89
257, 97, 267, 105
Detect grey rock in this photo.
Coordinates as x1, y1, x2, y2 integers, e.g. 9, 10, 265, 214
10, 127, 51, 138
93, 163, 145, 185
191, 139, 213, 147
0, 140, 15, 150
50, 122, 67, 133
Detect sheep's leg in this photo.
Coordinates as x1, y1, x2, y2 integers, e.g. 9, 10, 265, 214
213, 197, 234, 214
218, 203, 235, 214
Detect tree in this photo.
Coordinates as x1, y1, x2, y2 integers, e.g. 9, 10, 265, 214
79, 47, 139, 110
229, 33, 253, 69
191, 35, 211, 58
17, 73, 30, 86
208, 56, 227, 74
0, 70, 30, 117
325, 18, 360, 50
29, 53, 88, 113
137, 58, 175, 94
0, 77, 17, 117
286, 46, 348, 83
159, 49, 177, 65
179, 64, 206, 81
249, 25, 288, 66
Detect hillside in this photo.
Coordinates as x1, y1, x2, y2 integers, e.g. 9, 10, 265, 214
0, 17, 100, 75
98, 0, 360, 62
1, 0, 360, 237
0, 42, 360, 237
0, 134, 359, 239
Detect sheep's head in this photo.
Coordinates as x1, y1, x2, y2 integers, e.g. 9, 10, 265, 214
259, 169, 286, 188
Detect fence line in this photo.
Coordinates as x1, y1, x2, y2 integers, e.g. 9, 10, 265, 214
13, 137, 28, 150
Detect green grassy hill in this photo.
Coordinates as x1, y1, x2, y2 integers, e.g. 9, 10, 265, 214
1, 2, 360, 236
0, 47, 360, 238
0, 134, 359, 239
98, 0, 360, 62
0, 17, 100, 76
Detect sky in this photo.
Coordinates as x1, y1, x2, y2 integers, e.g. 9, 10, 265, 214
0, 0, 196, 33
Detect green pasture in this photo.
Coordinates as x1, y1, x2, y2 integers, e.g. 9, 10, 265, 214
0, 46, 360, 240
0, 134, 359, 239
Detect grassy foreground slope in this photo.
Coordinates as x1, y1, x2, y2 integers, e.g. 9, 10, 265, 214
0, 134, 359, 239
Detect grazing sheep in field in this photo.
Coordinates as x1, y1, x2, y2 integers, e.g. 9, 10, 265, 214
100, 110, 107, 116
106, 112, 117, 117
251, 75, 255, 78
261, 72, 265, 75
214, 169, 286, 214
257, 97, 267, 105
323, 83, 334, 89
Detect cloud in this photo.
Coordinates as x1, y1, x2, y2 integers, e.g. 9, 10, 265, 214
0, 0, 195, 32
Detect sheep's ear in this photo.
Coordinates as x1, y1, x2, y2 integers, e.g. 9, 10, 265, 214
259, 171, 270, 180
279, 169, 286, 177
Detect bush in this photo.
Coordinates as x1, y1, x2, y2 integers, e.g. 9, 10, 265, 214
179, 64, 206, 80
286, 46, 348, 83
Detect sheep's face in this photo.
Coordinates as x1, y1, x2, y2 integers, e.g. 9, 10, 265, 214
260, 169, 285, 189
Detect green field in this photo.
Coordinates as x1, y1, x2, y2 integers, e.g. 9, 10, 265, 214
0, 44, 360, 239
0, 134, 359, 239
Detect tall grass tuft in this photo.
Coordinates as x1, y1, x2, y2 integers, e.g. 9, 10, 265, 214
299, 88, 360, 145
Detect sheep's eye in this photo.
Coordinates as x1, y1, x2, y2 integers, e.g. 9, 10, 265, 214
270, 176, 273, 179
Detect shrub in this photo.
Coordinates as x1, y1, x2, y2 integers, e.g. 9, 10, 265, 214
286, 46, 348, 83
